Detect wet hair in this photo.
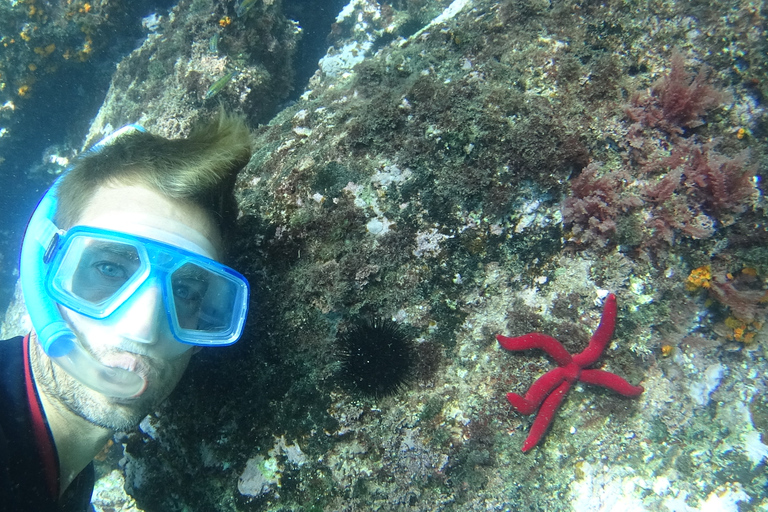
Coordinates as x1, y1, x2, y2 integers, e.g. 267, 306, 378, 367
54, 111, 252, 251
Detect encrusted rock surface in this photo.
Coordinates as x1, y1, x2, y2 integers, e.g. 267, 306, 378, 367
4, 0, 767, 510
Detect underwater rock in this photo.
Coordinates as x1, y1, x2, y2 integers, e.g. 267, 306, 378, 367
83, 0, 300, 144
3, 0, 767, 510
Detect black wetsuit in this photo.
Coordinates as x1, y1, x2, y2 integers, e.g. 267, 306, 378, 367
0, 335, 94, 511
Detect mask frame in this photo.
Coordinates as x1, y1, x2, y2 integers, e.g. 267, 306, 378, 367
45, 225, 249, 346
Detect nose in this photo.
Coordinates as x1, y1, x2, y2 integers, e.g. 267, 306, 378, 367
114, 279, 169, 345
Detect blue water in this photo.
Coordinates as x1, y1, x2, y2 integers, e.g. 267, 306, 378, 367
0, 0, 346, 314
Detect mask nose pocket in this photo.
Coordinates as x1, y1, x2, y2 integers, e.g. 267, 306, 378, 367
113, 279, 169, 344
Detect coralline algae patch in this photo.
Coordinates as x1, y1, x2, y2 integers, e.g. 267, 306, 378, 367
341, 163, 413, 237
91, 469, 143, 512
237, 436, 308, 499
238, 456, 280, 498
570, 462, 752, 512
318, 0, 378, 78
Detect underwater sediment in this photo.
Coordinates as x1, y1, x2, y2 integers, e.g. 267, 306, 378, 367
3, 0, 768, 510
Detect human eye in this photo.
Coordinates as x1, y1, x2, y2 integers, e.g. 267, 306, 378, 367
173, 279, 206, 303
94, 260, 129, 280
70, 242, 141, 302
82, 243, 140, 280
89, 247, 138, 282
171, 263, 210, 302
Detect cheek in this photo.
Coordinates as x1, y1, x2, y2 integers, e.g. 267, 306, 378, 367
60, 307, 119, 349
60, 306, 194, 360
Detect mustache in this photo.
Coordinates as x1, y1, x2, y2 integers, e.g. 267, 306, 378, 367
89, 343, 167, 377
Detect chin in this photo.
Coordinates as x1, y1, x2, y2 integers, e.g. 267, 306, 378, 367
69, 371, 166, 430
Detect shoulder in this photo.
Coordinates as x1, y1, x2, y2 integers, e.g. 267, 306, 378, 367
0, 335, 24, 370
0, 336, 59, 510
0, 335, 54, 509
0, 336, 26, 412
0, 335, 24, 355
0, 419, 12, 505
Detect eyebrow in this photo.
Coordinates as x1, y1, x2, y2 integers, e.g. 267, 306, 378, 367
173, 264, 209, 281
86, 242, 140, 262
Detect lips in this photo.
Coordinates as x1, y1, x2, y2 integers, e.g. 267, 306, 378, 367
99, 352, 151, 398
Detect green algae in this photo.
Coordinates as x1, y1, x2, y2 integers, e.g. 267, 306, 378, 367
29, 0, 767, 510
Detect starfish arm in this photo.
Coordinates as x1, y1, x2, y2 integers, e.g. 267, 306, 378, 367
496, 333, 573, 367
506, 367, 568, 414
572, 293, 617, 367
521, 380, 572, 452
579, 369, 644, 396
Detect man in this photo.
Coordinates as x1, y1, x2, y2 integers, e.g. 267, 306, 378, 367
0, 113, 252, 510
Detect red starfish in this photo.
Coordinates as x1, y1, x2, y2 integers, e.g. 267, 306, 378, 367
496, 293, 644, 452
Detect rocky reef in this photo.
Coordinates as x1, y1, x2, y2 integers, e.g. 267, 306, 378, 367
3, 0, 768, 510
83, 0, 301, 142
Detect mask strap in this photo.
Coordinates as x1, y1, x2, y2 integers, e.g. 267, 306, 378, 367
34, 217, 64, 263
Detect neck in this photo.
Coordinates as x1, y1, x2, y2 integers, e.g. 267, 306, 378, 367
29, 334, 113, 495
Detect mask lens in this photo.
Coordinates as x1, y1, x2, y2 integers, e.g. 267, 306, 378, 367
171, 262, 238, 334
47, 226, 248, 344
52, 235, 143, 312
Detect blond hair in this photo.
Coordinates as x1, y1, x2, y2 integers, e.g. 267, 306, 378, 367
55, 112, 252, 248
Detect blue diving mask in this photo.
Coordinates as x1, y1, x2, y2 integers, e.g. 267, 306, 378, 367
19, 124, 250, 398
46, 225, 249, 346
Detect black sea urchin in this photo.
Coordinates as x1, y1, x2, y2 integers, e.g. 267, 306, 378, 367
337, 318, 414, 396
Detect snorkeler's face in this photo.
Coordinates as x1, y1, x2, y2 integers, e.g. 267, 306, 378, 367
45, 183, 222, 429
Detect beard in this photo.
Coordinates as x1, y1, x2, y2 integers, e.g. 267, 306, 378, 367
29, 333, 190, 431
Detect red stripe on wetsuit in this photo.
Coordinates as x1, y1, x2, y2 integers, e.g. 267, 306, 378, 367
23, 334, 60, 500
